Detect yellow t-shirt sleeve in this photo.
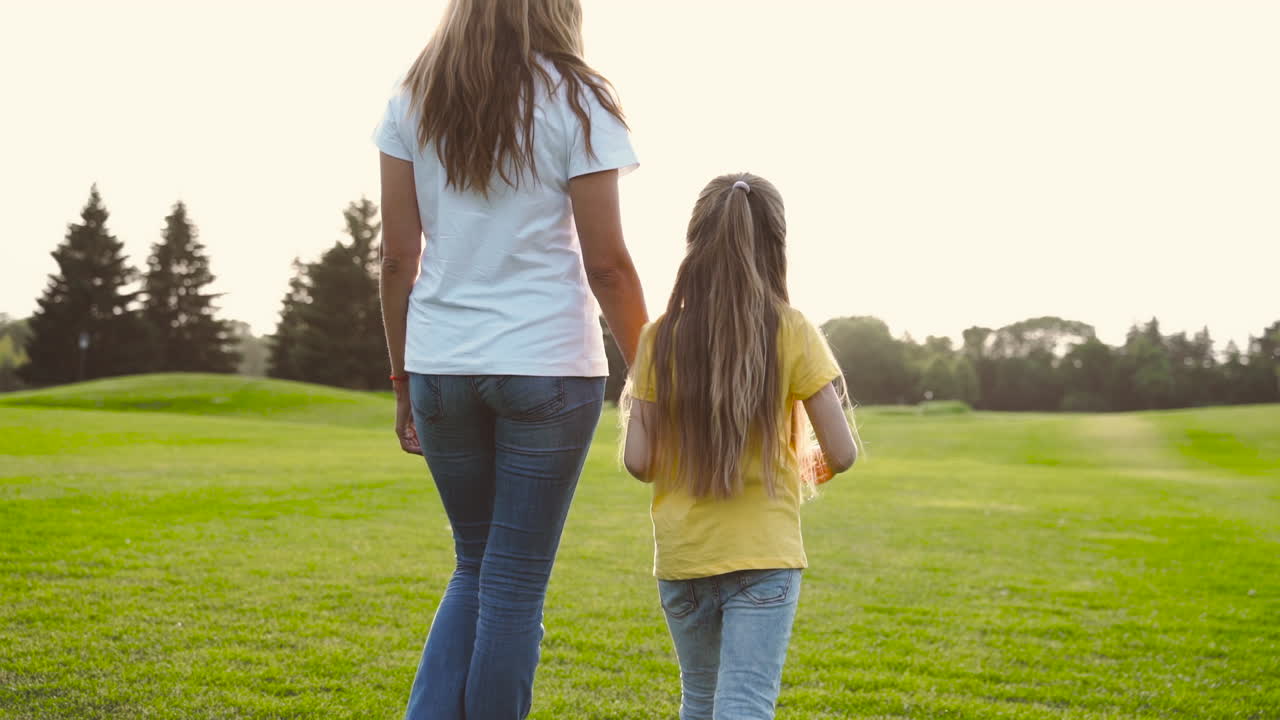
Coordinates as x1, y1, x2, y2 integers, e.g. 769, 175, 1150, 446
789, 313, 842, 400
628, 322, 659, 403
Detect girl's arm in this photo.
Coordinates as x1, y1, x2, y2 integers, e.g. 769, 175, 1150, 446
379, 152, 424, 455
804, 383, 857, 476
623, 399, 656, 481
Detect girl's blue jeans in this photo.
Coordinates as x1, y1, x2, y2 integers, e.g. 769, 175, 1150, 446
659, 568, 803, 720
404, 374, 605, 720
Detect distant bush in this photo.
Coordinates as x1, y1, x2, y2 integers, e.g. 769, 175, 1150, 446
1061, 391, 1111, 413
863, 400, 973, 416
918, 400, 973, 415
0, 315, 31, 392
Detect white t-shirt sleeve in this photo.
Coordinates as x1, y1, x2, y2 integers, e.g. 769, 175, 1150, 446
566, 87, 638, 179
373, 94, 414, 161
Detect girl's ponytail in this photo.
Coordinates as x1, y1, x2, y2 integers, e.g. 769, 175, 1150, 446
648, 173, 790, 499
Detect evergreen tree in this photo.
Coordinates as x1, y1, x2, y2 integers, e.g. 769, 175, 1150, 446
1215, 341, 1251, 405
267, 199, 387, 389
20, 186, 148, 386
1243, 320, 1280, 403
1165, 328, 1216, 407
267, 260, 311, 381
141, 201, 239, 373
1114, 319, 1175, 410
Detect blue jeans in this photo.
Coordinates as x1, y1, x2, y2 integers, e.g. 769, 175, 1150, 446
404, 374, 605, 720
659, 569, 803, 720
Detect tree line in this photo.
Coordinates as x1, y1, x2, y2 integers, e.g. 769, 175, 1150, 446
11, 188, 1279, 412
820, 315, 1280, 412
18, 187, 239, 387
12, 187, 388, 391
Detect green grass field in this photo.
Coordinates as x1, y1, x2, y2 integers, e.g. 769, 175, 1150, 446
2, 375, 1277, 719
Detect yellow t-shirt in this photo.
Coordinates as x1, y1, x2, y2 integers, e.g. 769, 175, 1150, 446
629, 305, 842, 580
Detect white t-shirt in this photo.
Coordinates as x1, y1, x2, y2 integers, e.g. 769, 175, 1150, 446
373, 65, 638, 378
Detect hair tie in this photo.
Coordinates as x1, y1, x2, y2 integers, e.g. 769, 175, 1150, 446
733, 180, 752, 194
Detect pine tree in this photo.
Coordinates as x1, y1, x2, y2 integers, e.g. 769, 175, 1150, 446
1213, 341, 1245, 405
1114, 319, 1175, 410
267, 260, 311, 381
343, 197, 387, 388
267, 198, 387, 389
20, 186, 149, 386
141, 201, 239, 373
1243, 320, 1280, 403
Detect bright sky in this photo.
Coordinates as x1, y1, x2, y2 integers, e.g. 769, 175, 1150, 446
3, 1, 1277, 349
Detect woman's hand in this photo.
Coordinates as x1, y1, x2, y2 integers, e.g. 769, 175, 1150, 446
395, 383, 422, 455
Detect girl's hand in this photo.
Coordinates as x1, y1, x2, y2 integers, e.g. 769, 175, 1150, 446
394, 383, 423, 455
806, 448, 835, 485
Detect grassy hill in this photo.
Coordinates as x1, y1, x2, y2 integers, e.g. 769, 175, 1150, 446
1, 376, 1277, 719
0, 373, 392, 429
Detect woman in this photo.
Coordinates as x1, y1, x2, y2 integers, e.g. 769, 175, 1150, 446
374, 1, 647, 718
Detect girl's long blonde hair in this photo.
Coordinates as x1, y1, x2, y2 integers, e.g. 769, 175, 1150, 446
647, 173, 793, 499
403, 0, 625, 194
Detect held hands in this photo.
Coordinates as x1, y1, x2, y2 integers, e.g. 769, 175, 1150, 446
393, 378, 423, 455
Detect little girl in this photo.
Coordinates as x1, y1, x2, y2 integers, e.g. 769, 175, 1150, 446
623, 173, 859, 720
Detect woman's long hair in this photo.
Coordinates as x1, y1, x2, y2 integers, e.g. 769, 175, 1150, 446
649, 173, 792, 499
403, 0, 626, 195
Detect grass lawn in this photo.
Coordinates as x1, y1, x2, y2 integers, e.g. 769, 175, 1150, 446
1, 375, 1277, 719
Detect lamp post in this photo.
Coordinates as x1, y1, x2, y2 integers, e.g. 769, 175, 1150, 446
78, 331, 90, 382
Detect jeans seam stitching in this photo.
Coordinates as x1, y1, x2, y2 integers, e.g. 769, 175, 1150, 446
510, 378, 566, 421
743, 569, 791, 606
424, 375, 445, 424
662, 581, 697, 619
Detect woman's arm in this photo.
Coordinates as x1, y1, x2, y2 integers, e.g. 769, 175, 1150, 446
379, 152, 424, 455
804, 383, 857, 476
624, 399, 656, 481
569, 169, 648, 365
